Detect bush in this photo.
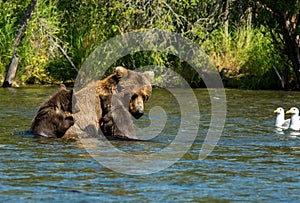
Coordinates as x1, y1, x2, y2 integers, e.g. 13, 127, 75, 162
0, 1, 27, 77
202, 26, 288, 89
0, 0, 72, 85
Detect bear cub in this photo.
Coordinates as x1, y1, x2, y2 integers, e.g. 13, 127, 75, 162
31, 84, 74, 138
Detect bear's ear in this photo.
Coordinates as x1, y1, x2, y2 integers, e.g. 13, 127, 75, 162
115, 66, 129, 79
59, 84, 67, 90
143, 71, 155, 83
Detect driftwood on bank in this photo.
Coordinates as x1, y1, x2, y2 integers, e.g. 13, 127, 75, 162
2, 0, 38, 87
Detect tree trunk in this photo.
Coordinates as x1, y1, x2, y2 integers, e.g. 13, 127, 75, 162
282, 13, 300, 88
2, 55, 19, 87
288, 43, 300, 88
2, 0, 38, 87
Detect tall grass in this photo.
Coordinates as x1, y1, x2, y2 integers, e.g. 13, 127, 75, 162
202, 26, 287, 88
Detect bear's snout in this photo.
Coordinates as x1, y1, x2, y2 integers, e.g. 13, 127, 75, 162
133, 109, 144, 119
133, 101, 144, 119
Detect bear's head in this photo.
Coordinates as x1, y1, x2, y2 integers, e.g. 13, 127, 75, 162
54, 84, 73, 113
115, 67, 154, 119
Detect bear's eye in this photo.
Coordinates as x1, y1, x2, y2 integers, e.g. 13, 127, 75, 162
131, 94, 138, 100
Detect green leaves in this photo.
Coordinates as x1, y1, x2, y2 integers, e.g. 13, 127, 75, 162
0, 0, 298, 88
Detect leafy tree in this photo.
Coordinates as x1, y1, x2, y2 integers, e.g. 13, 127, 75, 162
251, 0, 300, 87
0, 0, 298, 89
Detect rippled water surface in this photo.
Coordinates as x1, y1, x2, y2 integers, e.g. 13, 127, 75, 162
0, 87, 299, 202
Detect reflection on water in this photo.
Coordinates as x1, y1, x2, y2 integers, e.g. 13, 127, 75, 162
0, 87, 299, 202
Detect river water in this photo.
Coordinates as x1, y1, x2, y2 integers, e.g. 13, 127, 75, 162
0, 87, 299, 202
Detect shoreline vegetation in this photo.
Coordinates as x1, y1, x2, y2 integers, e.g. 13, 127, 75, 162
1, 1, 299, 90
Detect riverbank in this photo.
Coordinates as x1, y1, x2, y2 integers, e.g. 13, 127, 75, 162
1, 74, 298, 90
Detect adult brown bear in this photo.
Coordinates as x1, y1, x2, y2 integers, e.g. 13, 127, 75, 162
31, 67, 154, 139
64, 66, 154, 140
30, 84, 74, 138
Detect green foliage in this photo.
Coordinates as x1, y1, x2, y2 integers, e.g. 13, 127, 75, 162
0, 0, 28, 76
0, 0, 297, 89
202, 25, 288, 89
0, 0, 73, 84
